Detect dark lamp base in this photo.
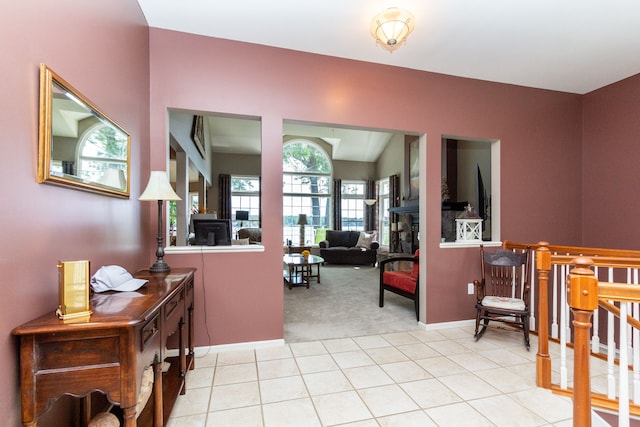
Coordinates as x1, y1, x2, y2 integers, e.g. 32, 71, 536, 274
150, 260, 171, 273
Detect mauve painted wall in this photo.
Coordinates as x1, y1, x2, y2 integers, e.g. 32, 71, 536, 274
150, 29, 584, 341
0, 1, 149, 424
582, 74, 640, 249
5, 5, 635, 422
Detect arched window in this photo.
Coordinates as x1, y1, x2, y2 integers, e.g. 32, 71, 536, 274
283, 140, 332, 245
76, 123, 128, 189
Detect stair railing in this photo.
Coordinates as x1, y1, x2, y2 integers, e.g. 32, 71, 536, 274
519, 241, 640, 427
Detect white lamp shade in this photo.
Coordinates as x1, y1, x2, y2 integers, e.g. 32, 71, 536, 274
100, 168, 126, 190
139, 171, 181, 201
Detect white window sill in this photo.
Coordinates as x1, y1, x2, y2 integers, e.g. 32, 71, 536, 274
165, 244, 265, 254
439, 241, 502, 249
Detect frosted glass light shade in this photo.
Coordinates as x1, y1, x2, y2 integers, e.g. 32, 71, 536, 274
370, 7, 415, 52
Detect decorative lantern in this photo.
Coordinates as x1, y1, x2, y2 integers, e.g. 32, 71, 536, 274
455, 204, 483, 243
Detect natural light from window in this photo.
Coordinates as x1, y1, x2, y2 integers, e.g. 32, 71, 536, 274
231, 175, 260, 236
377, 177, 390, 247
341, 180, 366, 231
283, 140, 332, 245
77, 123, 128, 185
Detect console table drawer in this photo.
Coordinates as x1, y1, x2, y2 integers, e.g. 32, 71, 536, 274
141, 313, 160, 351
34, 330, 120, 370
164, 288, 184, 332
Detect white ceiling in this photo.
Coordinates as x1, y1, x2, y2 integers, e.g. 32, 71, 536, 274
203, 115, 394, 162
137, 0, 640, 95
144, 0, 640, 162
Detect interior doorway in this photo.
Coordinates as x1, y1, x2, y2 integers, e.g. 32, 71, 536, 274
281, 120, 424, 341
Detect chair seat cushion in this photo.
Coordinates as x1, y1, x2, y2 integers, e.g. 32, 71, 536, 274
482, 296, 525, 311
383, 270, 417, 293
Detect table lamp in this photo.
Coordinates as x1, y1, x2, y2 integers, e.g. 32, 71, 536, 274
236, 210, 249, 228
139, 171, 181, 273
297, 214, 308, 246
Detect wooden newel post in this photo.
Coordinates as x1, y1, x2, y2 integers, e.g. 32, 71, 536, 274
568, 257, 598, 427
536, 241, 552, 388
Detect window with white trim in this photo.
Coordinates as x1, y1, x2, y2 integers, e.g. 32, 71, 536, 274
341, 180, 365, 231
77, 123, 128, 188
377, 177, 391, 247
231, 175, 260, 236
283, 140, 331, 245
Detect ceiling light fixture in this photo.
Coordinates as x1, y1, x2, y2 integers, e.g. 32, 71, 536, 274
370, 7, 415, 52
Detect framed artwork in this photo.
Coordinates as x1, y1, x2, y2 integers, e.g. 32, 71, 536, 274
190, 115, 205, 158
404, 136, 419, 200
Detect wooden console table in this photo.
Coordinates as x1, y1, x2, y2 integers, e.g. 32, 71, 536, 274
12, 268, 196, 427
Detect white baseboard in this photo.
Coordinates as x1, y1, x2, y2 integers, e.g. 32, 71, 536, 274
423, 319, 475, 330
166, 338, 286, 357
167, 321, 477, 357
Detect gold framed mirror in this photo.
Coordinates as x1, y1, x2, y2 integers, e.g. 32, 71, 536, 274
38, 64, 131, 198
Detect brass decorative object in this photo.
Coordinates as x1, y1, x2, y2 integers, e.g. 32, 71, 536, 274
56, 260, 92, 321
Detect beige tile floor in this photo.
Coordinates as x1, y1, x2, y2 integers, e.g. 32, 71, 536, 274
167, 326, 575, 426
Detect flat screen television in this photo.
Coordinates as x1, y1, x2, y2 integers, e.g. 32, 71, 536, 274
476, 164, 488, 221
191, 218, 232, 246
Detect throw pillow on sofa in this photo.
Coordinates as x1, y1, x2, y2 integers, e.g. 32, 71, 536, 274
231, 238, 250, 245
356, 231, 377, 248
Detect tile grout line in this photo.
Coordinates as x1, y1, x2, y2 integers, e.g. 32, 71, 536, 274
171, 329, 573, 426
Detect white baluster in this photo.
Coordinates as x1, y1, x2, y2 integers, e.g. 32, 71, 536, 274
560, 264, 568, 389
608, 267, 616, 399
627, 269, 634, 361
619, 302, 630, 427
592, 265, 601, 353
552, 262, 559, 339
529, 250, 536, 331
633, 269, 640, 405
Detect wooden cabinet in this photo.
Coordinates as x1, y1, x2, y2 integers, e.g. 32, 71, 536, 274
13, 268, 196, 427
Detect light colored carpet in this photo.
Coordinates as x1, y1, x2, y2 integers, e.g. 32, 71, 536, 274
284, 264, 419, 343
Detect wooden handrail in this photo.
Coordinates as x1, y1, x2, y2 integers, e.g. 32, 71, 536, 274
551, 255, 640, 269
599, 300, 640, 331
505, 240, 640, 426
504, 240, 640, 258
599, 283, 640, 303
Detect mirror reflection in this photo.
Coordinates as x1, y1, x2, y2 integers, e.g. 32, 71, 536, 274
168, 111, 262, 247
38, 64, 130, 197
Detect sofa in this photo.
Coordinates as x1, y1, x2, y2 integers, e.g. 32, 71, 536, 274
319, 230, 379, 266
237, 227, 262, 244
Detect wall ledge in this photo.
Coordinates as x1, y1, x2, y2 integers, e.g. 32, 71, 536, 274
165, 245, 265, 254
439, 241, 502, 249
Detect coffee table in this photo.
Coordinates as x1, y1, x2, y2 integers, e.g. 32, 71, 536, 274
283, 254, 324, 289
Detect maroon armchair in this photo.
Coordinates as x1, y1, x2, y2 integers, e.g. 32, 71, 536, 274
379, 250, 419, 320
